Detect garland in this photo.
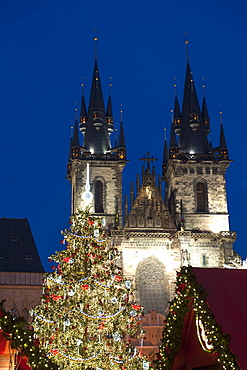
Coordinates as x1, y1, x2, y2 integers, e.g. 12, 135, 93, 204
156, 266, 239, 370
0, 301, 58, 369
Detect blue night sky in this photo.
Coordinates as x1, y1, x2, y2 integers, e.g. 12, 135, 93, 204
0, 0, 246, 271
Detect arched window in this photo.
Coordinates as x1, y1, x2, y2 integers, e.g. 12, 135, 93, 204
95, 180, 104, 213
136, 257, 169, 315
196, 182, 207, 212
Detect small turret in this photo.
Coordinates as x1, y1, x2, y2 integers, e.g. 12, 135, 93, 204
106, 93, 114, 136
116, 109, 127, 161
219, 113, 229, 160
173, 95, 181, 135
79, 84, 87, 136
169, 122, 178, 159
202, 97, 210, 135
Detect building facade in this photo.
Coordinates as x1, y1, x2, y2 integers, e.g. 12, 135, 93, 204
67, 49, 238, 317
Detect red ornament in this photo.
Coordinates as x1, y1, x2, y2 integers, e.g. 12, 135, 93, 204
115, 275, 123, 282
63, 257, 71, 263
81, 284, 89, 290
98, 323, 104, 330
132, 304, 141, 310
51, 294, 61, 300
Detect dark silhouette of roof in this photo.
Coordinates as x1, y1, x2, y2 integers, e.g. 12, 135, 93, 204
0, 218, 44, 273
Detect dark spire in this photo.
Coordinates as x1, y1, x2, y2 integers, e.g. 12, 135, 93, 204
79, 82, 87, 136
162, 129, 168, 177
106, 91, 114, 135
202, 97, 210, 135
71, 120, 81, 159
169, 122, 177, 148
82, 60, 110, 154
218, 111, 229, 160
179, 62, 209, 154
115, 106, 127, 160
219, 122, 227, 149
72, 119, 80, 147
118, 121, 126, 148
173, 95, 181, 135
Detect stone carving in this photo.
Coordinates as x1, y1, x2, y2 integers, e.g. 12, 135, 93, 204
136, 257, 169, 315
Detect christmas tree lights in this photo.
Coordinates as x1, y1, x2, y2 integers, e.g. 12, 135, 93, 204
156, 266, 239, 370
32, 209, 148, 370
0, 301, 57, 369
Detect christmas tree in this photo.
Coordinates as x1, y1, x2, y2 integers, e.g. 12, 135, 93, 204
32, 209, 148, 370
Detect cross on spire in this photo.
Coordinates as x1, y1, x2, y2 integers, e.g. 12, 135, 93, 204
140, 152, 157, 168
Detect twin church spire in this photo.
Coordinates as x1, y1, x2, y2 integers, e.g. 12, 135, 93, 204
163, 59, 229, 173
68, 48, 126, 166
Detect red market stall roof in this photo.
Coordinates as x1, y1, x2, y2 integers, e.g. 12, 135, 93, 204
193, 268, 247, 370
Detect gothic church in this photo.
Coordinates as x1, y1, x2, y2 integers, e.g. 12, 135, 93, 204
67, 45, 238, 316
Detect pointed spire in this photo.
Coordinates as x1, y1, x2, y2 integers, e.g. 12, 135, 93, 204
115, 106, 126, 160
218, 111, 229, 161
179, 62, 209, 154
202, 97, 210, 135
71, 120, 81, 159
173, 95, 181, 135
169, 122, 177, 148
118, 121, 126, 148
82, 47, 111, 153
71, 119, 80, 147
219, 122, 227, 149
162, 127, 169, 177
106, 82, 114, 135
79, 79, 87, 136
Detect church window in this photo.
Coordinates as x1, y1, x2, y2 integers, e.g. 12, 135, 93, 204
212, 167, 218, 174
197, 167, 203, 175
205, 167, 210, 174
95, 180, 104, 213
183, 168, 188, 174
136, 257, 169, 315
202, 254, 207, 266
190, 168, 194, 173
196, 182, 208, 212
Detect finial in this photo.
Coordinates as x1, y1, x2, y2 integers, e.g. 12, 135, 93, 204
120, 104, 123, 122
109, 76, 112, 94
140, 152, 157, 169
94, 29, 98, 61
173, 77, 177, 96
185, 34, 189, 63
219, 107, 223, 124
202, 77, 206, 97
170, 105, 173, 122
81, 77, 85, 89
70, 121, 73, 138
75, 102, 78, 120
164, 122, 167, 141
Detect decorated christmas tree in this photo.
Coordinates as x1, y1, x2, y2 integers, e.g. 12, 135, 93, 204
31, 209, 148, 370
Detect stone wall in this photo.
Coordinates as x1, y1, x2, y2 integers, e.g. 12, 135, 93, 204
0, 272, 43, 321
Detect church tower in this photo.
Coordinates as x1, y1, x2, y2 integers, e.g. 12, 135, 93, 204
67, 40, 126, 229
163, 61, 230, 233
162, 56, 237, 267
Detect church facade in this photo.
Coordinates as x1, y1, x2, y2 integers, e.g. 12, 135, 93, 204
67, 46, 238, 316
